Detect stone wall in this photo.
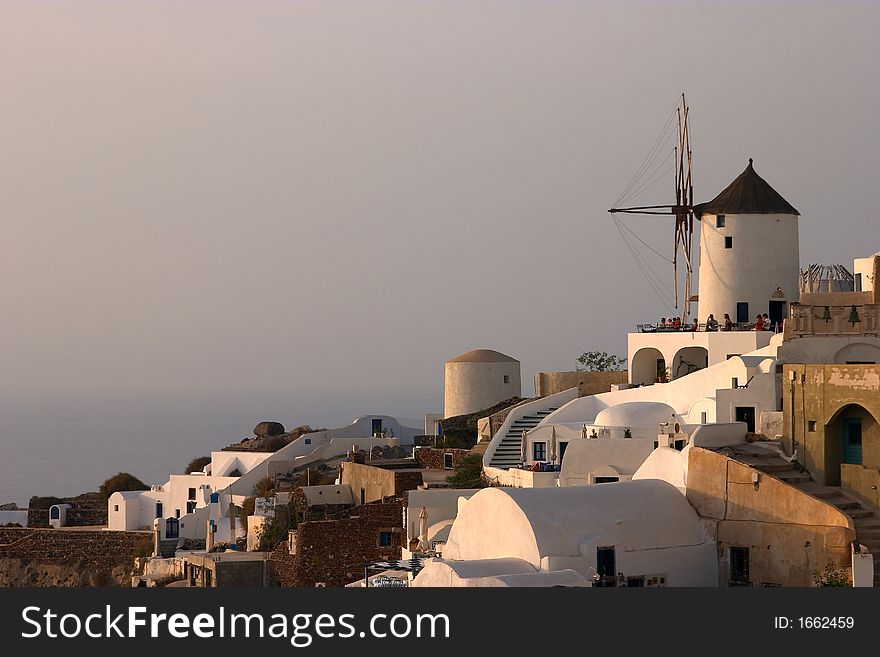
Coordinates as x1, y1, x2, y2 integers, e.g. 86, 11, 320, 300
290, 487, 353, 522
270, 500, 403, 587
686, 447, 854, 587
0, 527, 152, 586
394, 472, 424, 497
413, 447, 470, 471
534, 371, 628, 398
28, 504, 108, 528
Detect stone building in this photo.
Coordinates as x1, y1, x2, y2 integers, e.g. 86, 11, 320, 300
444, 349, 521, 418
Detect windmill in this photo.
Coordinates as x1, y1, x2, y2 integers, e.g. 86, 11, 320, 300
608, 94, 695, 323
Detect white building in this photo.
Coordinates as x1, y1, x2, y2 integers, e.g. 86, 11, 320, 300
444, 349, 521, 418
108, 414, 416, 540
412, 480, 718, 587
628, 329, 773, 386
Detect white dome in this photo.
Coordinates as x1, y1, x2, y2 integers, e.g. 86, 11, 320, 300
594, 401, 678, 428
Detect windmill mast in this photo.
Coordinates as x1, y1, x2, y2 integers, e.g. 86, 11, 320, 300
609, 93, 695, 322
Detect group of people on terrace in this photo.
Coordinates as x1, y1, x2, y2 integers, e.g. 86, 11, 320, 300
652, 312, 780, 332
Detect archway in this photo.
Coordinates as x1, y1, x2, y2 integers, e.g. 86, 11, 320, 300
834, 343, 880, 364
824, 404, 879, 486
671, 346, 709, 380
631, 348, 666, 386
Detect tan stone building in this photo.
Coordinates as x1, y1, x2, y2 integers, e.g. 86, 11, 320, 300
784, 363, 880, 500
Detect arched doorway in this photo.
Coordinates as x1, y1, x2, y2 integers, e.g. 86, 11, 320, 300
824, 404, 878, 486
671, 346, 709, 380
631, 348, 666, 385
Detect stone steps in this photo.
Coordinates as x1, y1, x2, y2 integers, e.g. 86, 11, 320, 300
773, 471, 812, 484
739, 457, 797, 473
488, 407, 558, 469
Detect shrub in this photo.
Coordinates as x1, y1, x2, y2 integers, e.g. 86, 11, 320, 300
813, 561, 850, 587
99, 473, 149, 500
185, 456, 211, 475
241, 496, 256, 520
253, 477, 275, 498
446, 454, 489, 489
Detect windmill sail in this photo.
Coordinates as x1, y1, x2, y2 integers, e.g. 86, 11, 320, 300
609, 94, 695, 322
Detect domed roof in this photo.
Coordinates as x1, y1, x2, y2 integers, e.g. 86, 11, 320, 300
594, 401, 678, 428
694, 158, 799, 218
446, 349, 519, 364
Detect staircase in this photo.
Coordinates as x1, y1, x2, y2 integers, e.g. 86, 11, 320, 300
488, 408, 557, 469
728, 443, 880, 585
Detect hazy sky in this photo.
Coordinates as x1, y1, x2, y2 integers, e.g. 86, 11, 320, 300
2, 1, 879, 501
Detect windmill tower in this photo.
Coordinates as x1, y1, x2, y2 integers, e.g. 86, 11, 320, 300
694, 159, 800, 327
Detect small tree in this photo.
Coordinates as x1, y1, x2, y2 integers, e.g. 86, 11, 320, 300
185, 456, 211, 475
256, 499, 296, 551
576, 350, 626, 372
99, 472, 148, 500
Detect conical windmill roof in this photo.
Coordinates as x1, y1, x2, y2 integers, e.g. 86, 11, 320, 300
694, 159, 799, 217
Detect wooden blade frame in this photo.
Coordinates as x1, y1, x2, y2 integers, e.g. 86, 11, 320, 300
609, 94, 694, 322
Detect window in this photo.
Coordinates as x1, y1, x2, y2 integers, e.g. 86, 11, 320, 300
533, 442, 546, 461
188, 487, 196, 501
594, 476, 619, 484
155, 503, 163, 519
700, 411, 707, 424
378, 531, 394, 548
113, 505, 119, 512
716, 215, 726, 228
736, 302, 749, 323
186, 501, 196, 514
724, 236, 733, 249
808, 420, 817, 432
856, 273, 863, 291
503, 375, 510, 384
175, 509, 181, 519
730, 547, 750, 586
443, 452, 454, 470
304, 438, 311, 445
731, 377, 738, 389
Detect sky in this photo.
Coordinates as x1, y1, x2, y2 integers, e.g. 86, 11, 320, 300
1, 1, 879, 503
